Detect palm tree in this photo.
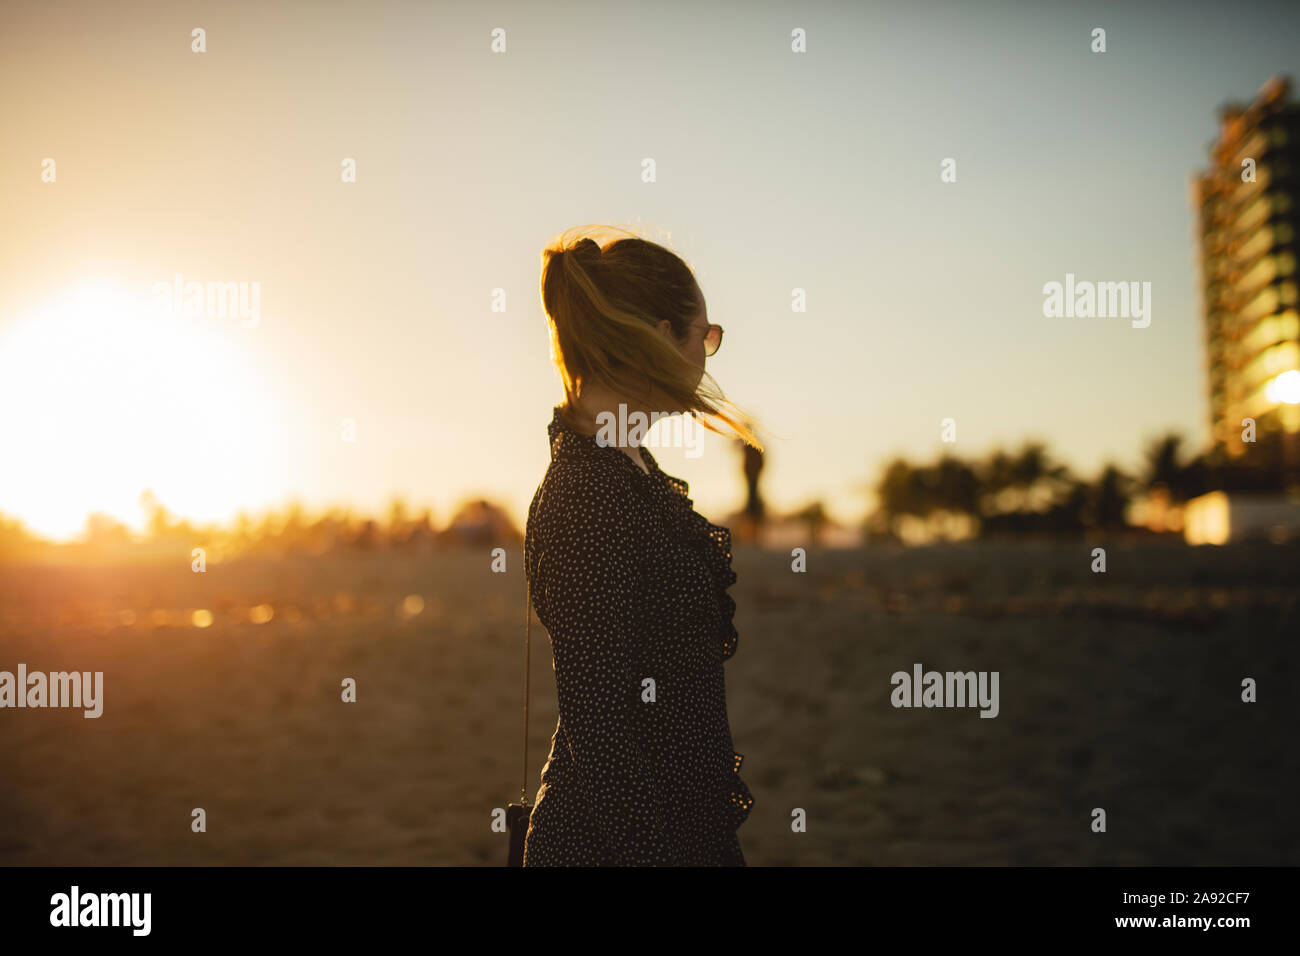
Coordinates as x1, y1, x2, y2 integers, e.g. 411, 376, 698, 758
876, 458, 922, 517
794, 500, 828, 545
934, 454, 980, 515
1089, 463, 1136, 530
1141, 432, 1183, 493
977, 447, 1016, 515
1010, 441, 1049, 488
1011, 440, 1073, 509
977, 441, 1069, 514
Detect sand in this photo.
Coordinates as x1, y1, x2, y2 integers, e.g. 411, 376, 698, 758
0, 537, 1296, 865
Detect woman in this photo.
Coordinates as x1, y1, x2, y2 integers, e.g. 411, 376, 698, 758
522, 227, 764, 866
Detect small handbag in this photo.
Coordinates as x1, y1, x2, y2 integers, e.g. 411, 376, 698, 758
505, 576, 533, 866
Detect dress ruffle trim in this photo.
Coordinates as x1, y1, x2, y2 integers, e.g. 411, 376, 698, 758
649, 471, 741, 662
643, 456, 753, 829
726, 752, 755, 828
544, 407, 740, 662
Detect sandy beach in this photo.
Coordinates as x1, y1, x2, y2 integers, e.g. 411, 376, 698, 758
1, 537, 1296, 865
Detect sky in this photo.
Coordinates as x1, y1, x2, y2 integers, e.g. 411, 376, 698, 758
2, 0, 1299, 541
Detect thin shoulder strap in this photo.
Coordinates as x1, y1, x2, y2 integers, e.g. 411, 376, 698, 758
521, 574, 531, 806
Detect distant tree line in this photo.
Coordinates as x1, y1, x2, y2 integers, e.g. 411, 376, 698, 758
0, 494, 523, 563
864, 428, 1292, 541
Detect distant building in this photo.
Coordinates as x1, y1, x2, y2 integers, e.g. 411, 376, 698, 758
1191, 75, 1300, 466
1183, 489, 1300, 544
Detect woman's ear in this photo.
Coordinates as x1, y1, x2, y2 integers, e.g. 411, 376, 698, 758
657, 318, 674, 339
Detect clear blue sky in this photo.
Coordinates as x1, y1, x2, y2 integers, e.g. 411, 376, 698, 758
3, 0, 1299, 539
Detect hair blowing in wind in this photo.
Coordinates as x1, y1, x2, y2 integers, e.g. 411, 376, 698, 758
539, 224, 767, 452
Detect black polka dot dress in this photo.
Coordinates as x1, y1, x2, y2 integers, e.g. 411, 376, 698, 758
521, 405, 754, 866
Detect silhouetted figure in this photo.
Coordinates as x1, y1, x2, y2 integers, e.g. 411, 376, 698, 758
734, 429, 765, 545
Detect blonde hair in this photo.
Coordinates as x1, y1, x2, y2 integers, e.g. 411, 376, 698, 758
539, 224, 765, 451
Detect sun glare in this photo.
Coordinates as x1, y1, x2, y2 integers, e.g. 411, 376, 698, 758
0, 279, 284, 541
1267, 369, 1300, 405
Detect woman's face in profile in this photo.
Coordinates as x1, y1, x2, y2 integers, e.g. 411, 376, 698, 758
654, 292, 709, 402
677, 299, 709, 385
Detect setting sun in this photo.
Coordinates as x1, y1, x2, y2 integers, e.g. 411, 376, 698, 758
0, 279, 284, 540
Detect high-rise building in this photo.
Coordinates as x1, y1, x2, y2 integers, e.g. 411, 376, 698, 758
1192, 75, 1300, 464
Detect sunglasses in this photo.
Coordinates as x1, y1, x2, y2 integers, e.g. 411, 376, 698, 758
699, 323, 724, 357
